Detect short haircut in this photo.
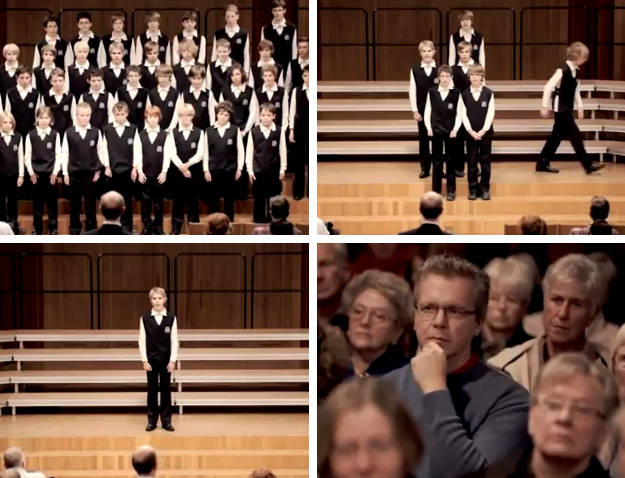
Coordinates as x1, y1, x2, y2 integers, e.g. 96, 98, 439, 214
437, 65, 453, 77
182, 10, 198, 22
148, 287, 166, 300
127, 65, 142, 77
230, 62, 248, 83
144, 41, 159, 54
418, 40, 435, 53
77, 102, 92, 113
419, 192, 443, 220
179, 38, 199, 56
207, 213, 233, 235
36, 106, 54, 125
0, 112, 16, 129
110, 12, 126, 26
88, 68, 104, 80
145, 11, 161, 24
458, 41, 472, 51
188, 64, 206, 79
109, 42, 125, 54
484, 255, 536, 305
272, 0, 287, 9
269, 195, 290, 221
50, 67, 65, 79
3, 447, 23, 468
42, 15, 58, 28
177, 103, 196, 116
568, 42, 590, 61
145, 105, 162, 120
224, 5, 239, 16
113, 102, 129, 114
261, 64, 278, 79
298, 37, 309, 44
468, 64, 486, 80
215, 101, 234, 118
132, 447, 157, 476
216, 38, 231, 50
3, 44, 20, 57
16, 66, 32, 77
74, 41, 90, 53
415, 254, 491, 324
41, 44, 58, 57
100, 191, 125, 220
155, 64, 173, 77
260, 102, 277, 115
518, 215, 547, 235
76, 11, 92, 23
303, 65, 309, 74
532, 352, 619, 421
258, 40, 275, 54
590, 196, 610, 220
249, 470, 276, 478
458, 10, 474, 23
590, 220, 613, 235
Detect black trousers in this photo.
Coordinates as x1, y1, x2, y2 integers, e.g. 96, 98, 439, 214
540, 111, 592, 169
235, 133, 251, 200
467, 135, 492, 192
0, 174, 18, 230
146, 359, 172, 426
108, 170, 133, 232
69, 171, 97, 234
431, 133, 457, 194
208, 169, 236, 221
141, 177, 164, 231
291, 127, 308, 199
456, 126, 469, 173
417, 108, 432, 173
171, 169, 200, 234
32, 172, 58, 234
252, 171, 282, 223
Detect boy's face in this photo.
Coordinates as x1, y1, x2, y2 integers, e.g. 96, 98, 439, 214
225, 11, 238, 26
259, 49, 272, 61
272, 7, 286, 21
231, 69, 242, 85
147, 115, 160, 128
217, 110, 230, 125
180, 112, 193, 127
150, 293, 165, 309
114, 110, 128, 124
470, 73, 482, 86
190, 76, 204, 89
420, 47, 434, 62
17, 74, 31, 88
51, 75, 65, 91
38, 114, 51, 129
110, 50, 124, 63
260, 109, 275, 126
298, 42, 309, 58
5, 51, 18, 63
575, 55, 588, 67
75, 48, 89, 61
217, 46, 230, 60
45, 22, 58, 36
147, 20, 160, 31
78, 18, 92, 33
183, 19, 196, 31
460, 18, 473, 30
303, 71, 309, 85
146, 50, 159, 63
157, 74, 171, 87
459, 47, 472, 62
42, 51, 56, 64
181, 50, 194, 61
1, 118, 13, 132
77, 108, 91, 126
112, 19, 125, 33
439, 72, 452, 88
263, 71, 276, 85
127, 71, 141, 85
89, 76, 104, 91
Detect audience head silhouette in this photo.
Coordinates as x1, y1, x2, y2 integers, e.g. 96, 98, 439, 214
132, 445, 157, 477
100, 191, 125, 221
420, 191, 444, 220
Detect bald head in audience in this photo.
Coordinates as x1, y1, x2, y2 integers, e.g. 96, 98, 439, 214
420, 191, 444, 221
100, 191, 125, 220
3, 448, 24, 470
132, 445, 157, 477
249, 470, 276, 478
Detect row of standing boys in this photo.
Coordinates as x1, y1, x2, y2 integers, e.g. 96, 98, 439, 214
0, 0, 309, 234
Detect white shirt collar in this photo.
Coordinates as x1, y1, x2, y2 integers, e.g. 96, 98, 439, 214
146, 30, 162, 38
151, 308, 167, 316
459, 28, 476, 35
75, 60, 90, 69
144, 60, 160, 67
127, 84, 140, 91
437, 85, 451, 92
45, 34, 60, 43
50, 89, 67, 96
79, 31, 95, 39
421, 60, 436, 69
114, 121, 131, 128
111, 32, 128, 41
183, 29, 198, 38
89, 89, 105, 96
272, 20, 287, 29
421, 219, 441, 226
298, 57, 309, 66
190, 87, 206, 94
262, 83, 278, 93
257, 59, 275, 67
216, 58, 233, 68
214, 122, 231, 129
302, 84, 308, 91
225, 25, 240, 34
76, 124, 92, 132
17, 85, 33, 94
37, 127, 52, 135
42, 63, 56, 70
110, 62, 125, 69
146, 126, 161, 133
260, 123, 277, 133
5, 61, 18, 69
231, 83, 245, 93
1, 131, 14, 137
566, 60, 579, 71
460, 59, 475, 67
181, 59, 196, 68
470, 86, 483, 93
178, 125, 194, 132
158, 86, 171, 94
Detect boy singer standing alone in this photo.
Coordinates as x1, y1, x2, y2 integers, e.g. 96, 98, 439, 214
139, 287, 178, 432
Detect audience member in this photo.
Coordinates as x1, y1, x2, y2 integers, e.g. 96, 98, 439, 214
318, 244, 351, 329
82, 191, 131, 235
3, 447, 46, 478
318, 322, 351, 404
318, 377, 424, 478
317, 218, 330, 235
206, 213, 233, 235
132, 445, 157, 478
489, 254, 611, 391
385, 254, 530, 478
478, 256, 534, 360
612, 406, 625, 478
249, 470, 276, 478
570, 196, 619, 235
341, 270, 413, 377
518, 215, 548, 235
350, 244, 421, 282
0, 222, 14, 235
614, 325, 625, 402
253, 195, 301, 235
399, 191, 447, 235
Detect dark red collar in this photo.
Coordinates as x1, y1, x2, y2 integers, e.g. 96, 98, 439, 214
449, 353, 479, 375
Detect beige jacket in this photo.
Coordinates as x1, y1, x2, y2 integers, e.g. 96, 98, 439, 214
488, 335, 611, 391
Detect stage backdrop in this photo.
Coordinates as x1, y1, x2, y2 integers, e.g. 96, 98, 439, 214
319, 0, 624, 81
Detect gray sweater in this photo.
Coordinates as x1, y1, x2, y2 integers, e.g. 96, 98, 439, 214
384, 359, 530, 478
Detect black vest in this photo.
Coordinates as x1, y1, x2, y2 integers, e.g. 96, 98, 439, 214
452, 64, 472, 93
43, 93, 74, 136
148, 88, 179, 129
182, 90, 212, 131
0, 133, 22, 175
103, 123, 137, 174
101, 34, 133, 66
172, 128, 203, 172
36, 38, 70, 70
206, 124, 238, 173
209, 61, 232, 99
102, 65, 128, 96
251, 125, 281, 173
66, 127, 101, 172
33, 67, 53, 96
176, 34, 202, 62
138, 33, 170, 64
71, 35, 102, 67
288, 59, 306, 90
251, 63, 283, 91
67, 65, 91, 100
256, 86, 286, 128
117, 87, 148, 132
261, 23, 297, 70
461, 88, 495, 135
28, 130, 58, 173
214, 28, 249, 66
554, 62, 579, 114
81, 92, 110, 130
140, 130, 168, 177
141, 311, 175, 363
0, 65, 17, 102
220, 86, 254, 129
294, 87, 309, 130
140, 65, 159, 92
451, 31, 483, 65
7, 88, 40, 134
428, 87, 461, 134
412, 64, 438, 111
173, 63, 202, 94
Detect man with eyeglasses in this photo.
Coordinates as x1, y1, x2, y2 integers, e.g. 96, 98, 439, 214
489, 254, 611, 391
385, 254, 530, 478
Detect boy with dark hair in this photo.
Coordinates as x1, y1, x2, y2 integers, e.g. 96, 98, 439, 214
289, 65, 308, 200
285, 37, 309, 95
147, 65, 181, 132
135, 11, 171, 66
116, 66, 149, 132
260, 0, 297, 77
5, 66, 42, 139
140, 41, 161, 92
34, 16, 73, 70
182, 65, 216, 131
207, 39, 233, 101
171, 11, 206, 65
79, 69, 114, 130
70, 11, 104, 68
43, 68, 75, 138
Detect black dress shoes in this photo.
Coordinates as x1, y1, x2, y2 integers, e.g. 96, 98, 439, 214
481, 190, 491, 201
163, 423, 175, 432
468, 190, 477, 201
585, 163, 605, 174
146, 424, 156, 432
446, 192, 456, 201
455, 170, 464, 178
419, 171, 430, 179
535, 161, 559, 173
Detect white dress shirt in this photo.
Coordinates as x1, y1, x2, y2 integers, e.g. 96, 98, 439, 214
245, 123, 287, 175
25, 127, 63, 176
219, 84, 259, 135
260, 20, 298, 62
167, 126, 205, 168
542, 60, 583, 111
4, 85, 42, 116
262, 83, 289, 128
206, 58, 233, 93
249, 59, 285, 89
139, 308, 179, 363
64, 61, 90, 94
424, 86, 463, 133
30, 63, 55, 90
146, 87, 181, 132
81, 89, 115, 124
409, 61, 437, 113
135, 30, 172, 66
3, 61, 18, 76
203, 122, 245, 172
289, 85, 308, 130
49, 89, 77, 124
100, 121, 142, 170
448, 29, 486, 67
61, 124, 106, 175
459, 86, 496, 133
1, 132, 24, 177
211, 25, 251, 73
97, 32, 136, 66
33, 35, 74, 69
136, 126, 172, 174
285, 56, 309, 95
172, 30, 206, 65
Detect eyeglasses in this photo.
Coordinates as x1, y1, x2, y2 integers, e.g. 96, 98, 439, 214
416, 304, 476, 321
333, 438, 396, 458
349, 307, 393, 325
539, 396, 605, 420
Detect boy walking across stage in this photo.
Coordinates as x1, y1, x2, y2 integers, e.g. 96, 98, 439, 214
459, 64, 495, 200
537, 42, 604, 174
448, 10, 485, 67
425, 65, 462, 201
139, 287, 178, 432
409, 40, 438, 179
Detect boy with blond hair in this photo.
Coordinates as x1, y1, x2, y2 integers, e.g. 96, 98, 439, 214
66, 41, 92, 100
173, 39, 201, 93
102, 43, 129, 95
0, 44, 20, 105
211, 5, 250, 72
32, 44, 57, 96
43, 68, 75, 138
449, 10, 485, 67
140, 41, 161, 91
147, 65, 181, 132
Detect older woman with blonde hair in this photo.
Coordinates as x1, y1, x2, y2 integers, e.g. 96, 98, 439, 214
341, 270, 414, 377
318, 377, 423, 478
